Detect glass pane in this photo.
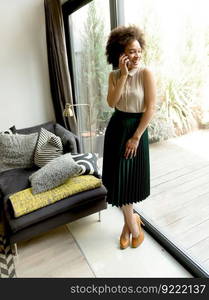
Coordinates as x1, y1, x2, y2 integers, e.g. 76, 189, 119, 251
124, 0, 209, 274
69, 0, 112, 158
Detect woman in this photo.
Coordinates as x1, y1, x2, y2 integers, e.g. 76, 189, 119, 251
102, 25, 156, 249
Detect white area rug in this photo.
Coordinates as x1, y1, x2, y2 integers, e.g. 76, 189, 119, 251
67, 205, 192, 278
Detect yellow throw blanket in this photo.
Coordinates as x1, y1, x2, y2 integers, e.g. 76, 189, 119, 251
9, 175, 102, 218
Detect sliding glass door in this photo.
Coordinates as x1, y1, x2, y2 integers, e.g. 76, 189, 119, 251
123, 0, 209, 276
66, 0, 112, 156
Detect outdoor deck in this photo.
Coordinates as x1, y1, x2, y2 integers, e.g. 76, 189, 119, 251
136, 129, 209, 274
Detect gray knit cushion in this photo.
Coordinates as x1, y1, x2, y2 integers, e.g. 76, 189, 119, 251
29, 153, 82, 194
34, 128, 63, 167
0, 133, 38, 173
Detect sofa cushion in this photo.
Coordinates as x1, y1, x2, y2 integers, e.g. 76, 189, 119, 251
34, 128, 63, 167
4, 185, 107, 233
10, 175, 102, 217
12, 122, 80, 154
0, 133, 38, 173
12, 121, 55, 135
0, 167, 38, 197
55, 123, 79, 153
29, 153, 82, 194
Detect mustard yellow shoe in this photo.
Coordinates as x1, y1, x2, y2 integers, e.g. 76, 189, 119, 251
120, 235, 130, 249
120, 224, 131, 249
131, 214, 145, 248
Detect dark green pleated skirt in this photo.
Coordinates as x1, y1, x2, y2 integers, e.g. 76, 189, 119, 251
102, 109, 150, 207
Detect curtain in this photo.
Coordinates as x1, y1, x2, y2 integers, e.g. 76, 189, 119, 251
44, 0, 77, 134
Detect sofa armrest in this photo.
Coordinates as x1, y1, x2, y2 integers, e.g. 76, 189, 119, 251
55, 124, 81, 154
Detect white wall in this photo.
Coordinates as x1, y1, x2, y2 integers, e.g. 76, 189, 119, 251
0, 0, 55, 131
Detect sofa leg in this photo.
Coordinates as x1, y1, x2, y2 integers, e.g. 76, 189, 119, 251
98, 211, 101, 222
11, 243, 18, 256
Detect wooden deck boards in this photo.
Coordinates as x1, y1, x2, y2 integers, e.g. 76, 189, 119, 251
137, 129, 209, 273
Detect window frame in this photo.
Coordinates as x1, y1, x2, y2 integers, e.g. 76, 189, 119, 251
62, 0, 93, 107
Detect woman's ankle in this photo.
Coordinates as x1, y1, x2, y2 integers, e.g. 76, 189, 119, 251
121, 224, 130, 238
130, 222, 140, 238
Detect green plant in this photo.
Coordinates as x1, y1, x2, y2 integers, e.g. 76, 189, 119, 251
79, 1, 112, 133
148, 104, 176, 143
145, 9, 209, 142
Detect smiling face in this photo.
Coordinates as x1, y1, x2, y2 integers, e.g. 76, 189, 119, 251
124, 39, 142, 70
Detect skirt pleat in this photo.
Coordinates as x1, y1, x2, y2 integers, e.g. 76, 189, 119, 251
102, 109, 150, 207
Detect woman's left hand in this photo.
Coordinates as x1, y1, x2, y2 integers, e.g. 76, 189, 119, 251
124, 136, 140, 159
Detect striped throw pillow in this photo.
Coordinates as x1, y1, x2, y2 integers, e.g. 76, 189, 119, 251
34, 128, 63, 167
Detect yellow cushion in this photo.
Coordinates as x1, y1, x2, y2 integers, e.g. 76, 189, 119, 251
9, 175, 102, 218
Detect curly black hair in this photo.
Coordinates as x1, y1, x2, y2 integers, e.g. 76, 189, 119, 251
105, 25, 146, 68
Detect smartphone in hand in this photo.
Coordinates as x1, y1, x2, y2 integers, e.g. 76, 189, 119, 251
126, 59, 131, 68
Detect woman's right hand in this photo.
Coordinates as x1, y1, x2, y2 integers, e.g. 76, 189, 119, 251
119, 54, 129, 76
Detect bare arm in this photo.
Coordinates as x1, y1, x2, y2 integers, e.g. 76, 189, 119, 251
133, 68, 156, 138
107, 54, 129, 108
124, 68, 156, 159
107, 72, 127, 108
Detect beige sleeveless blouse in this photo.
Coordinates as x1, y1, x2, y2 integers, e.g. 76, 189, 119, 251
112, 66, 145, 113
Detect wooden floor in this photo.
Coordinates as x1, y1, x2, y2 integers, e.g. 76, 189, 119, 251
137, 129, 209, 274
15, 225, 95, 278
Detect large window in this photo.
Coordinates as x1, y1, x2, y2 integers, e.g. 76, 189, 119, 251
123, 0, 209, 276
68, 0, 112, 156
63, 0, 209, 277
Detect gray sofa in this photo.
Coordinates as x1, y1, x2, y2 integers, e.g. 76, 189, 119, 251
0, 121, 107, 247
